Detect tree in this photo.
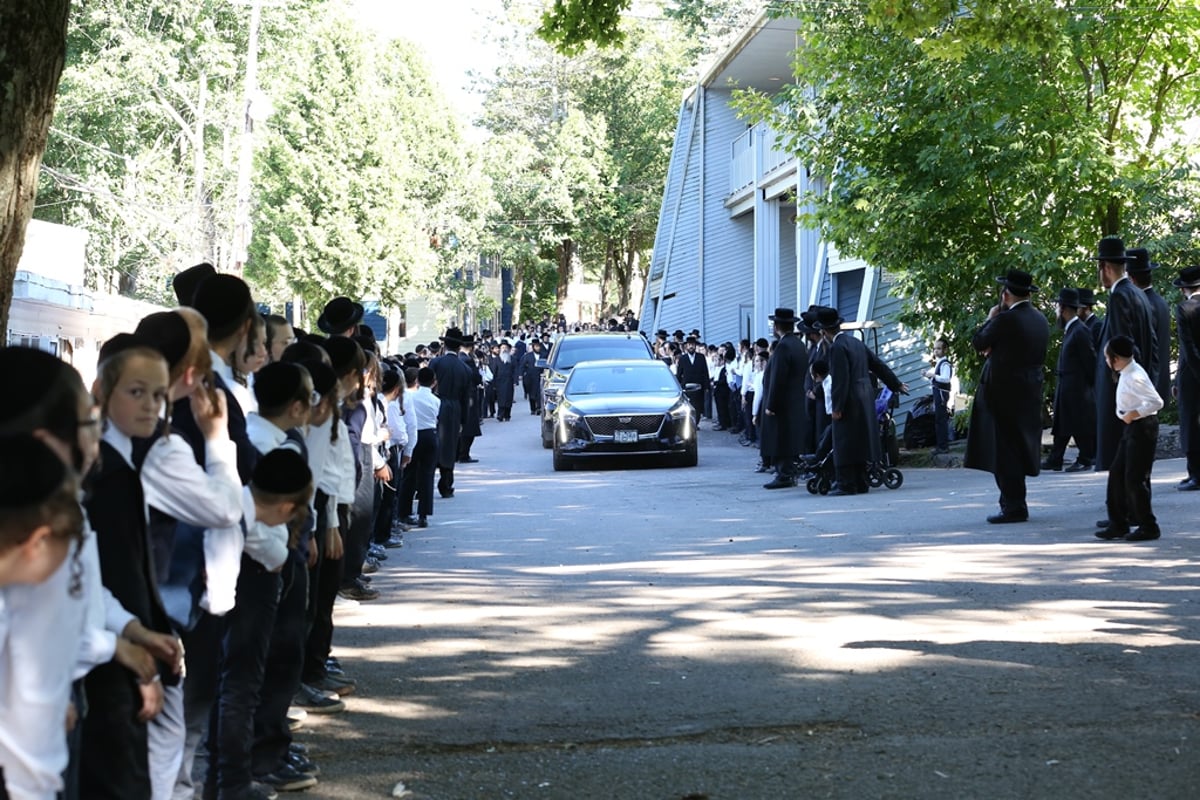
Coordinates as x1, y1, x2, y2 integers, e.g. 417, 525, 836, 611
0, 0, 71, 333
741, 0, 1200, 379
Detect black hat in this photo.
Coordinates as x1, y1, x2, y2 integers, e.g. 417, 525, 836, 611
1094, 236, 1132, 263
460, 333, 475, 346
0, 433, 71, 510
689, 328, 701, 337
769, 307, 799, 324
799, 309, 818, 333
253, 361, 306, 410
192, 275, 254, 341
172, 263, 215, 307
251, 448, 312, 495
0, 348, 76, 426
812, 306, 844, 330
298, 359, 336, 399
995, 269, 1039, 294
1108, 334, 1135, 359
1076, 287, 1097, 306
441, 326, 464, 347
316, 297, 364, 335
1126, 247, 1157, 273
1174, 266, 1200, 289
97, 332, 159, 367
135, 311, 192, 373
754, 337, 770, 350
655, 329, 668, 338
1056, 288, 1081, 308
352, 334, 377, 355
685, 335, 698, 344
318, 335, 364, 376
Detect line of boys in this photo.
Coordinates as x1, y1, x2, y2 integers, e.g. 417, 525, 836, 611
0, 270, 438, 800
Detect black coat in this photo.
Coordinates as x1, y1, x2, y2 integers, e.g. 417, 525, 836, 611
1095, 277, 1156, 469
493, 356, 517, 408
828, 333, 902, 468
760, 332, 808, 460
1051, 317, 1096, 445
431, 351, 472, 468
520, 350, 543, 391
1145, 287, 1172, 404
675, 351, 710, 388
1176, 295, 1200, 460
459, 352, 483, 438
966, 300, 1049, 478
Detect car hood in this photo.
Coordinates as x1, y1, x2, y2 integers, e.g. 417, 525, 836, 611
563, 394, 682, 415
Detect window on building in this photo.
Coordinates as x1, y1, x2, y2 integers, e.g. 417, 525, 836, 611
834, 267, 864, 322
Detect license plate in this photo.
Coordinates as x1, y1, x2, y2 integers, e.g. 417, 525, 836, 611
615, 429, 638, 443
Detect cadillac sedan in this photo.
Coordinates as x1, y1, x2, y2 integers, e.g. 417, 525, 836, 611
551, 359, 698, 471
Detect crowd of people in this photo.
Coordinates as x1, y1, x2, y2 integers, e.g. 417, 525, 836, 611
965, 236, 1200, 542
0, 265, 532, 800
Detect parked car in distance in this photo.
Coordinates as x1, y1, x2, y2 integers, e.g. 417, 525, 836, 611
551, 359, 698, 471
538, 331, 654, 448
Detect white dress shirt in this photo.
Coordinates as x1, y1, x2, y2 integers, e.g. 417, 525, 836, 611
385, 397, 409, 451
409, 386, 441, 431
1115, 359, 1164, 419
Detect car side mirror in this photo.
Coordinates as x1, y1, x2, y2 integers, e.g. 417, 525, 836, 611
683, 382, 701, 392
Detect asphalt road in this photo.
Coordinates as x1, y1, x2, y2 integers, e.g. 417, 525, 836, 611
299, 409, 1200, 800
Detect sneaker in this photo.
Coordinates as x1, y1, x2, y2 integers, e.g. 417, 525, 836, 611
384, 533, 405, 548
325, 656, 345, 676
312, 673, 356, 696
286, 750, 320, 778
337, 582, 379, 602
286, 707, 306, 733
258, 763, 318, 792
361, 557, 379, 575
294, 683, 346, 714
367, 544, 388, 561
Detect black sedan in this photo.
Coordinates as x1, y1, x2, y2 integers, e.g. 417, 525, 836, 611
551, 359, 698, 471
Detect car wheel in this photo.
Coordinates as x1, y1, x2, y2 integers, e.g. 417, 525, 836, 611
679, 441, 698, 467
552, 444, 571, 471
541, 421, 553, 449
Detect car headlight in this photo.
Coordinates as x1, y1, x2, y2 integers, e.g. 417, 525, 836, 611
668, 401, 691, 419
669, 401, 694, 438
557, 407, 582, 442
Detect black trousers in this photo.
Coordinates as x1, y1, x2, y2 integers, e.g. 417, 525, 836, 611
402, 429, 437, 517
933, 386, 951, 450
714, 383, 732, 428
212, 556, 281, 795
79, 662, 149, 799
252, 551, 308, 777
341, 447, 376, 587
1106, 416, 1159, 532
303, 501, 344, 685
373, 448, 401, 545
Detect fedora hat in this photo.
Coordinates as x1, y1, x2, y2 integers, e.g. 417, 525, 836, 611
1094, 236, 1133, 263
317, 297, 364, 334
811, 306, 843, 330
441, 326, 464, 347
1076, 287, 1097, 306
995, 268, 1039, 294
768, 307, 799, 324
1126, 247, 1158, 273
1055, 288, 1080, 308
172, 262, 216, 307
1173, 265, 1200, 289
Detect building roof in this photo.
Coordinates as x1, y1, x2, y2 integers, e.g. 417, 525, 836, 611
690, 12, 804, 98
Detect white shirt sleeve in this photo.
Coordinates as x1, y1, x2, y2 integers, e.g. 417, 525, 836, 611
403, 396, 418, 458
333, 422, 357, 504
142, 433, 242, 529
386, 399, 408, 450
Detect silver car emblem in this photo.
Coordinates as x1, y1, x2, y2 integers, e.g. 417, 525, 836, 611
619, 416, 632, 423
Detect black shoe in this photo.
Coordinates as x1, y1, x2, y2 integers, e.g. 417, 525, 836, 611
1064, 461, 1091, 473
1096, 518, 1111, 528
1124, 527, 1161, 542
402, 516, 420, 526
1178, 478, 1200, 491
324, 657, 344, 677
1040, 459, 1062, 471
459, 457, 479, 463
417, 516, 429, 528
763, 476, 796, 489
286, 749, 320, 777
1095, 525, 1130, 540
258, 763, 318, 792
337, 583, 379, 602
439, 490, 454, 498
987, 512, 1028, 524
753, 463, 770, 473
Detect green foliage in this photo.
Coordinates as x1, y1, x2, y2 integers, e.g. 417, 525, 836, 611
537, 0, 632, 54
745, 0, 1200, 378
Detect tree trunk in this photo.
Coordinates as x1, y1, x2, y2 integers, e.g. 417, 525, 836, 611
556, 237, 574, 310
510, 258, 524, 326
600, 239, 614, 318
619, 244, 637, 314
0, 0, 71, 334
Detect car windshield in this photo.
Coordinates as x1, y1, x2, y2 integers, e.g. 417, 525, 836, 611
555, 339, 650, 370
566, 365, 678, 395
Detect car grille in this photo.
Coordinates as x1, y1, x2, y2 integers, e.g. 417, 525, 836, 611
586, 414, 664, 437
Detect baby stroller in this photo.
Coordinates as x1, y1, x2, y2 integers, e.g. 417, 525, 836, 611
803, 450, 836, 495
867, 387, 903, 490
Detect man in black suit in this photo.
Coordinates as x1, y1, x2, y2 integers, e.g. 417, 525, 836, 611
1093, 237, 1157, 471
1173, 266, 1200, 491
760, 308, 809, 489
1126, 248, 1173, 407
430, 328, 472, 497
968, 269, 1050, 523
1043, 289, 1096, 472
816, 306, 906, 495
675, 336, 710, 415
1077, 287, 1101, 347
519, 339, 544, 414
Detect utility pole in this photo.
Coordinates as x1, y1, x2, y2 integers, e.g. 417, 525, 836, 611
231, 0, 263, 276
